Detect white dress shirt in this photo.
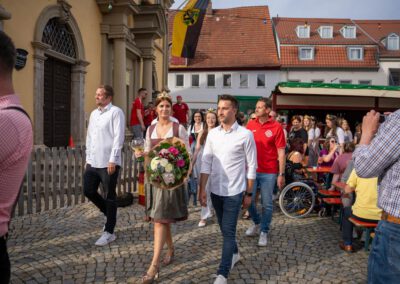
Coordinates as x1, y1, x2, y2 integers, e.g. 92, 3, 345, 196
201, 121, 257, 196
86, 103, 125, 168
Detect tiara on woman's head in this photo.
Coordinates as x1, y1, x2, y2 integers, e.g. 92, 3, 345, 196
157, 91, 171, 100
207, 108, 216, 113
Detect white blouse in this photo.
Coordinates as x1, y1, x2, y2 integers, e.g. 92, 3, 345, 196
144, 122, 191, 155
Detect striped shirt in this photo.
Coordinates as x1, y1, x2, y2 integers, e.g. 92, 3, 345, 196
353, 109, 400, 218
0, 95, 33, 236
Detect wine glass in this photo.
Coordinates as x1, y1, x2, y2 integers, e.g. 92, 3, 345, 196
130, 137, 145, 162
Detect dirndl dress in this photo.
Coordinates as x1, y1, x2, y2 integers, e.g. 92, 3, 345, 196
145, 122, 189, 223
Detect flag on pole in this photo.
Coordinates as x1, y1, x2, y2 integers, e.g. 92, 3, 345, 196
172, 0, 209, 58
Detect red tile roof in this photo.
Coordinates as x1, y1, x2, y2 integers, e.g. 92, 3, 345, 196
274, 17, 379, 68
355, 20, 400, 58
168, 6, 280, 70
280, 46, 378, 68
273, 17, 376, 45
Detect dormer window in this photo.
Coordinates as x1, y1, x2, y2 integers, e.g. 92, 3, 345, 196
299, 46, 314, 60
348, 47, 363, 60
387, 34, 400, 50
341, 26, 356, 39
296, 25, 310, 38
318, 26, 333, 38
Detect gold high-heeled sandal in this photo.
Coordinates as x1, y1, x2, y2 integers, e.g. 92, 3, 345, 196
162, 249, 174, 266
142, 264, 159, 284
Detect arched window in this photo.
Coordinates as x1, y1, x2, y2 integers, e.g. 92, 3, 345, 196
42, 17, 76, 58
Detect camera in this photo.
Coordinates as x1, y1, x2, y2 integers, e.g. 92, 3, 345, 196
379, 114, 387, 123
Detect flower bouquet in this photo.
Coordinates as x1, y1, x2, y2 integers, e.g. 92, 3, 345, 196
145, 137, 191, 190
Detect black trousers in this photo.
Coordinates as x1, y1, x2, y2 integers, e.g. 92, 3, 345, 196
0, 237, 10, 284
83, 165, 120, 234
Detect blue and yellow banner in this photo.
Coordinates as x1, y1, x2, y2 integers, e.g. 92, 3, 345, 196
172, 0, 209, 58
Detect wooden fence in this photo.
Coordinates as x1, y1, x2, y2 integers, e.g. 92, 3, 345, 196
14, 143, 137, 217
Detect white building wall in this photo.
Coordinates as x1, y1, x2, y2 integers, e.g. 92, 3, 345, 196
168, 70, 281, 109
379, 61, 400, 85
279, 69, 388, 85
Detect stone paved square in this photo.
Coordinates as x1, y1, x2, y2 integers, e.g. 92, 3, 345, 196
8, 203, 369, 283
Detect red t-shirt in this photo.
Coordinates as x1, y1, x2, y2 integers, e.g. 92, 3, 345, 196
130, 98, 144, 126
172, 102, 189, 124
247, 118, 286, 173
144, 109, 156, 127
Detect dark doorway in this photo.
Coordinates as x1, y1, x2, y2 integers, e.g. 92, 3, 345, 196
43, 57, 71, 147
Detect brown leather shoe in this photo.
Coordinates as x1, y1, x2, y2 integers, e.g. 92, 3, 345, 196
339, 242, 354, 253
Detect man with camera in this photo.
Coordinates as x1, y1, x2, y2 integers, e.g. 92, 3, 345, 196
353, 110, 400, 283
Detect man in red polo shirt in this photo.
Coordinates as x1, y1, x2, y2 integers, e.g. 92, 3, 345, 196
130, 88, 147, 138
172, 95, 189, 128
245, 97, 286, 246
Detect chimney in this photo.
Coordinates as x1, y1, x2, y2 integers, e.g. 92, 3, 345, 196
206, 0, 212, 15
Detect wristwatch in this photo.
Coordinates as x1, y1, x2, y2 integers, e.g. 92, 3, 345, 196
278, 173, 285, 176
245, 192, 253, 197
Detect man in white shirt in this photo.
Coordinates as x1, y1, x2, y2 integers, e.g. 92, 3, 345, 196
84, 85, 125, 246
199, 95, 257, 284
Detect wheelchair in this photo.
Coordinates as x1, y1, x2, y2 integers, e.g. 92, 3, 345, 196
278, 162, 320, 219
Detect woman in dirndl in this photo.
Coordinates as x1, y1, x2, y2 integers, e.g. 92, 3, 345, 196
137, 92, 191, 283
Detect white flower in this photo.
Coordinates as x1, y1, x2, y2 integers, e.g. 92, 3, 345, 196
159, 158, 169, 167
165, 163, 174, 173
162, 173, 175, 185
150, 157, 160, 170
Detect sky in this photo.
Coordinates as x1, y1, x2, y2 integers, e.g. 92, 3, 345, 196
171, 0, 400, 20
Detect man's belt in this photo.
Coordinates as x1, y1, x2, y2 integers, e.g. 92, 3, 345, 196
381, 211, 400, 225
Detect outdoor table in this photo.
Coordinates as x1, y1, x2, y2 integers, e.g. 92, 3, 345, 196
306, 166, 332, 187
306, 166, 332, 174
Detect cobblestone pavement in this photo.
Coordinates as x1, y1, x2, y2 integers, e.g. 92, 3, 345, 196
8, 202, 369, 284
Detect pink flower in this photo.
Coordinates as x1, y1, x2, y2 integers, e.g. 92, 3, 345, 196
159, 149, 170, 157
168, 147, 179, 156
177, 159, 185, 168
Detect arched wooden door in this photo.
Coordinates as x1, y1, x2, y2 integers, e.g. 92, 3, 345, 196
43, 57, 71, 147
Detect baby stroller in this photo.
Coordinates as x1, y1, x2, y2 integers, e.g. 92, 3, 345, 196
278, 160, 320, 218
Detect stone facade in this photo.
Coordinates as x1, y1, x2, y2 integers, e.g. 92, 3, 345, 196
1, 0, 173, 146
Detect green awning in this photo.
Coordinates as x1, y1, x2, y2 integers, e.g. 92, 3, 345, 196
275, 82, 400, 98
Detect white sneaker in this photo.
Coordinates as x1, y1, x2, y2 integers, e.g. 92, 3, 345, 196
95, 232, 116, 246
245, 224, 260, 237
231, 252, 240, 269
258, 232, 268, 246
198, 220, 207, 227
213, 275, 227, 284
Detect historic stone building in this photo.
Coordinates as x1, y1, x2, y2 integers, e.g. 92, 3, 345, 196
0, 0, 173, 147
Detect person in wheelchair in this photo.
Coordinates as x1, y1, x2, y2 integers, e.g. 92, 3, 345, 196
286, 138, 314, 188
280, 138, 318, 218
